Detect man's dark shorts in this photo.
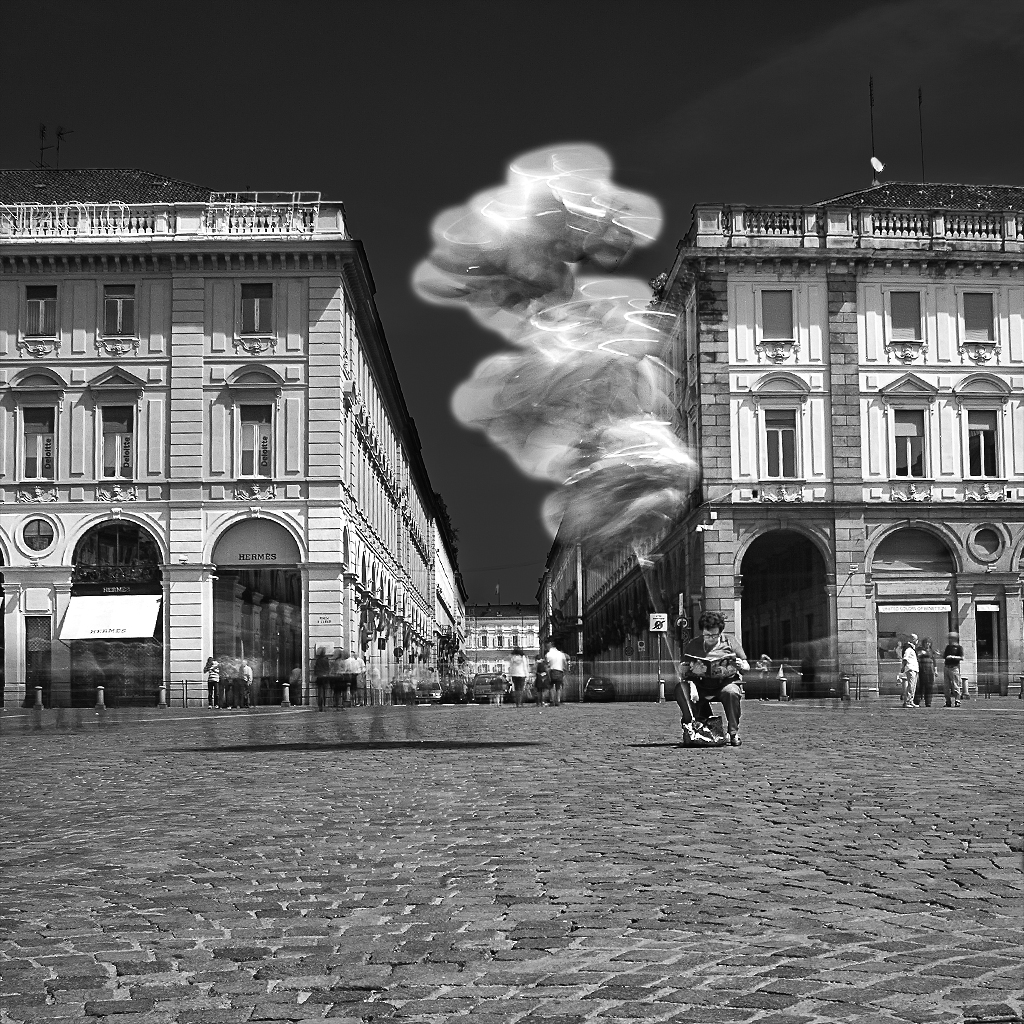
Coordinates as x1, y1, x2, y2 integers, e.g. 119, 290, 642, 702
549, 669, 564, 686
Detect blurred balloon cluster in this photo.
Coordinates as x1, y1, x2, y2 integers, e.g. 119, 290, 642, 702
413, 144, 697, 559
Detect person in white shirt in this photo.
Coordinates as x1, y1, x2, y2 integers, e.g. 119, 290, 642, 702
544, 642, 569, 707
901, 634, 919, 708
508, 647, 530, 708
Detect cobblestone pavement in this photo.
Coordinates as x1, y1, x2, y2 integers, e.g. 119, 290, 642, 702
1, 698, 1021, 1024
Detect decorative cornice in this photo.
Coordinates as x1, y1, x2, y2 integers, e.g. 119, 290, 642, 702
95, 337, 140, 358
16, 337, 59, 358
760, 484, 805, 503
233, 482, 276, 501
889, 483, 932, 502
17, 485, 58, 503
233, 335, 277, 356
96, 483, 138, 502
965, 483, 1007, 502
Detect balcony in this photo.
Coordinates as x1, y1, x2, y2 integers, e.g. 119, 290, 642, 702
0, 192, 347, 243
688, 204, 1023, 253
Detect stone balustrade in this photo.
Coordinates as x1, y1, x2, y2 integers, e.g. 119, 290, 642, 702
0, 195, 346, 241
689, 204, 1022, 252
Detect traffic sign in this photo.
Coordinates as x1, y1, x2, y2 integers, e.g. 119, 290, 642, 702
649, 613, 668, 632
637, 639, 646, 652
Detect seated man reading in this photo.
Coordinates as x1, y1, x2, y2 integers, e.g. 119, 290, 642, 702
677, 610, 750, 747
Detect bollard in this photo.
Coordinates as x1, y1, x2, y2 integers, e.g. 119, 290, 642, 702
95, 685, 105, 710
158, 684, 167, 708
777, 667, 788, 702
841, 674, 851, 701
281, 680, 291, 707
34, 685, 43, 709
658, 679, 665, 703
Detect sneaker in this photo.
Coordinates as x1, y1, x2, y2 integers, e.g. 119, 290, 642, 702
729, 733, 742, 746
954, 700, 961, 707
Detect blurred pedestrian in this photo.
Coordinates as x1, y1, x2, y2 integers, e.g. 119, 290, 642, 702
901, 635, 919, 708
313, 646, 330, 712
545, 641, 568, 707
240, 660, 253, 708
915, 638, 935, 708
677, 610, 749, 746
204, 656, 220, 708
339, 650, 360, 707
533, 653, 549, 708
943, 631, 965, 707
330, 648, 346, 708
508, 646, 529, 708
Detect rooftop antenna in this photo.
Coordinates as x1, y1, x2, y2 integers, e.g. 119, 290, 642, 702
55, 125, 73, 170
917, 87, 925, 182
34, 123, 53, 169
869, 76, 884, 186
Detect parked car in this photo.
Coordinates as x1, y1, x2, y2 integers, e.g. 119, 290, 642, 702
415, 677, 442, 704
583, 676, 616, 702
470, 673, 507, 704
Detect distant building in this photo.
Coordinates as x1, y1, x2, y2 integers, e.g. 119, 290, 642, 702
0, 168, 457, 708
580, 183, 1024, 696
433, 518, 467, 680
464, 602, 540, 675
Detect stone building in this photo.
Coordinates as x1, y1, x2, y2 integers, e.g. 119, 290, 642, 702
580, 183, 1024, 696
463, 602, 540, 676
0, 168, 456, 708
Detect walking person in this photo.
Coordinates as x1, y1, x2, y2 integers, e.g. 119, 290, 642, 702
943, 631, 965, 707
508, 646, 529, 708
544, 641, 568, 707
240, 659, 253, 708
204, 656, 220, 708
533, 653, 549, 708
676, 611, 750, 747
915, 638, 936, 708
313, 647, 331, 712
900, 635, 919, 708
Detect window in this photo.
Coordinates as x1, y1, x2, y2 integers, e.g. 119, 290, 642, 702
26, 286, 57, 336
241, 284, 273, 335
480, 635, 488, 648
963, 293, 994, 342
497, 634, 504, 648
894, 410, 926, 477
761, 291, 793, 340
512, 634, 519, 647
101, 406, 135, 479
239, 405, 273, 477
967, 410, 999, 477
890, 292, 921, 341
23, 407, 56, 479
23, 519, 55, 552
764, 409, 797, 478
103, 285, 135, 336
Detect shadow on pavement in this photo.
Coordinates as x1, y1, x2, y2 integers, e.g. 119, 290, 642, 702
174, 740, 543, 752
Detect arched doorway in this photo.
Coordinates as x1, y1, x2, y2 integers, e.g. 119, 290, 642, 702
740, 530, 829, 697
212, 519, 302, 707
872, 528, 955, 690
65, 522, 164, 707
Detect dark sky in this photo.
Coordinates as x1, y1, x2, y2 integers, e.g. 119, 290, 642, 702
2, 0, 1021, 603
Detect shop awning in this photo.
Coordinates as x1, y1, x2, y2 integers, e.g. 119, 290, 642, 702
59, 595, 162, 641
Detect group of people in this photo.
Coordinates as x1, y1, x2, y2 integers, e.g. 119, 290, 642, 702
312, 648, 367, 710
204, 656, 254, 709
898, 631, 967, 708
506, 641, 569, 708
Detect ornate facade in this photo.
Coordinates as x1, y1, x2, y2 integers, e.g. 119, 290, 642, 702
579, 183, 1024, 696
0, 169, 457, 708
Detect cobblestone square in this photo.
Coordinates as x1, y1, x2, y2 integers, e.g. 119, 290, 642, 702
1, 700, 1021, 1024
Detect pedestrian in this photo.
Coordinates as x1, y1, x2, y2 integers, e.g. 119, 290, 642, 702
240, 660, 253, 708
339, 649, 360, 707
287, 664, 302, 706
943, 631, 965, 707
677, 610, 750, 747
508, 646, 529, 708
901, 635, 919, 708
915, 638, 935, 708
533, 653, 549, 708
204, 656, 220, 708
313, 646, 331, 712
353, 650, 367, 706
221, 658, 237, 709
544, 641, 568, 707
330, 648, 346, 708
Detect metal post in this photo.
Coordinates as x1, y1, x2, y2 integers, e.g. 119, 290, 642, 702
281, 680, 291, 707
841, 673, 851, 701
34, 685, 43, 709
657, 635, 665, 703
158, 683, 167, 708
95, 685, 105, 710
777, 666, 788, 702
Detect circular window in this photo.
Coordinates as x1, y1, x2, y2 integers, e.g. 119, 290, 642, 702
23, 518, 55, 552
972, 527, 1002, 560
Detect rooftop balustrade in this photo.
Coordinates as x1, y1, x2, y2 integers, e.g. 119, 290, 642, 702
687, 204, 1023, 253
0, 193, 346, 242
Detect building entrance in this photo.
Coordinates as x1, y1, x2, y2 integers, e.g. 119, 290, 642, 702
64, 522, 164, 707
740, 530, 829, 696
212, 520, 303, 707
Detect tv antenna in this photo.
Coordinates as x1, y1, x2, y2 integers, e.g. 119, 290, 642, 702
34, 124, 53, 169
869, 76, 884, 186
55, 125, 73, 169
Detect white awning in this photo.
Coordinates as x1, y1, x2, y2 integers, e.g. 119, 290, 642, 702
59, 595, 162, 641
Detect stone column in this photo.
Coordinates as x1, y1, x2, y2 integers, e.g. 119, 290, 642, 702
1005, 582, 1023, 695
3, 582, 24, 707
51, 581, 74, 707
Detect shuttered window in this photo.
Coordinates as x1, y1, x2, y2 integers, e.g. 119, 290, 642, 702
761, 291, 793, 340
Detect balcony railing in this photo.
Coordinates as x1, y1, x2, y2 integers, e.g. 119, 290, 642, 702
688, 204, 1023, 252
0, 193, 346, 242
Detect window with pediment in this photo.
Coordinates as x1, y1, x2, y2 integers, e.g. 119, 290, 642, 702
880, 374, 937, 480
956, 374, 1009, 480
752, 373, 808, 481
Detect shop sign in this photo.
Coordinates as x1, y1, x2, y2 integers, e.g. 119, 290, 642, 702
213, 520, 301, 565
878, 604, 951, 613
977, 604, 1000, 612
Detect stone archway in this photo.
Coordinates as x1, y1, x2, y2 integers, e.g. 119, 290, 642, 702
740, 530, 830, 697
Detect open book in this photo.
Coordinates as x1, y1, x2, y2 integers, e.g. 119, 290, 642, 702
681, 651, 738, 677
